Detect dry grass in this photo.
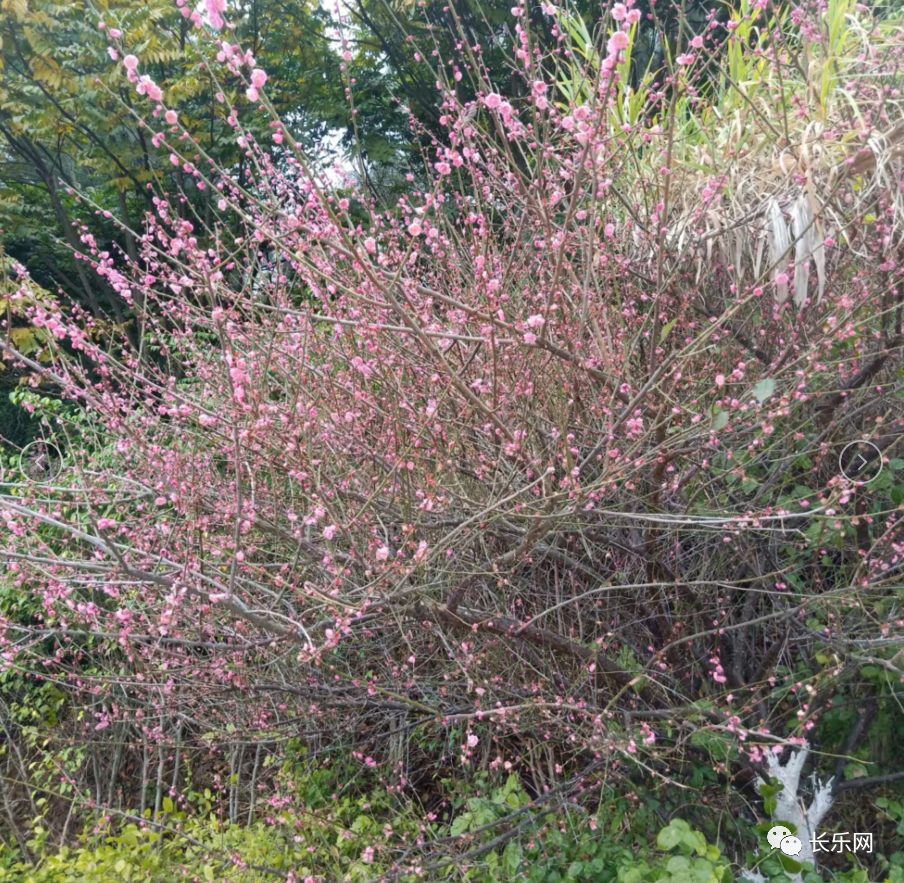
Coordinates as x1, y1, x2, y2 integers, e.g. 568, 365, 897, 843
557, 0, 904, 305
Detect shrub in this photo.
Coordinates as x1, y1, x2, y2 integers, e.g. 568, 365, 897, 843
1, 0, 903, 878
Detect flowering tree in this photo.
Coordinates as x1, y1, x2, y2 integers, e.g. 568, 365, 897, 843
1, 0, 904, 878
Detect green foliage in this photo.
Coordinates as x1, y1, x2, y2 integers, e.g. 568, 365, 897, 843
877, 798, 904, 840
621, 820, 729, 883
0, 0, 344, 313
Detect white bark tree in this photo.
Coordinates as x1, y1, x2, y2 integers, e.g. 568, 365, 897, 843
741, 743, 835, 883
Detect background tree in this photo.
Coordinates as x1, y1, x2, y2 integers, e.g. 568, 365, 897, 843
0, 0, 344, 318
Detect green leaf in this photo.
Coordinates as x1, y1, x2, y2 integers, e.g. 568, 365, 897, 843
162, 796, 174, 814
204, 864, 215, 881
712, 409, 729, 431
778, 854, 802, 874
683, 830, 707, 855
504, 842, 523, 877
450, 812, 471, 836
660, 318, 677, 343
658, 824, 683, 850
752, 378, 775, 403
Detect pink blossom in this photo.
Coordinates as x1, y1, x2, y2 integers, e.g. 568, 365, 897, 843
483, 93, 502, 110
715, 374, 726, 387
206, 0, 227, 30
526, 314, 545, 328
611, 3, 627, 20
376, 545, 390, 561
246, 86, 260, 102
435, 161, 452, 175
107, 48, 119, 61
608, 31, 630, 52
123, 54, 139, 71
523, 332, 537, 345
604, 223, 615, 238
138, 77, 163, 102
109, 28, 122, 39
364, 237, 377, 254
626, 8, 641, 22
251, 68, 268, 89
467, 733, 479, 747
323, 525, 338, 540
165, 110, 178, 125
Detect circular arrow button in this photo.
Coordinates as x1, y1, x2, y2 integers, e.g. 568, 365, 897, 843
839, 440, 883, 483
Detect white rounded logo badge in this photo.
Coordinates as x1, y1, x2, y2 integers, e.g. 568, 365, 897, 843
767, 825, 792, 850
780, 835, 802, 857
